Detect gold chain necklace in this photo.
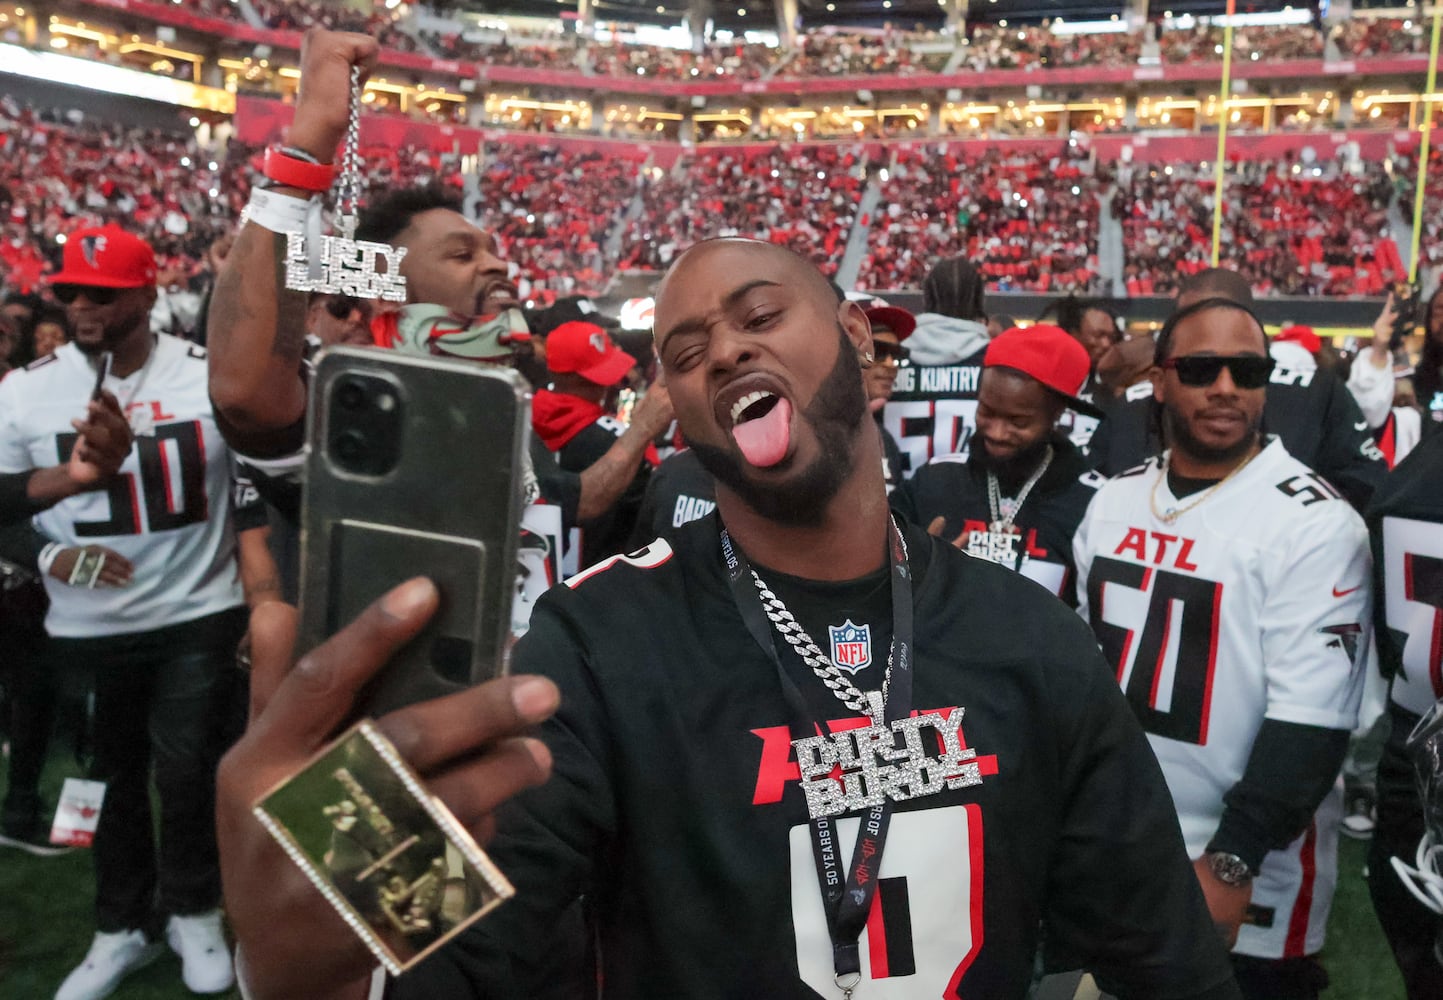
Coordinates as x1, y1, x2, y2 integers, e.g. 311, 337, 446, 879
1149, 443, 1261, 525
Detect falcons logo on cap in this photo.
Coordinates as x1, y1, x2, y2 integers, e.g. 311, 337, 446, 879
589, 331, 607, 354
81, 234, 108, 269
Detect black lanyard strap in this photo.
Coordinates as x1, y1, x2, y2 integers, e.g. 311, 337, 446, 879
720, 518, 915, 990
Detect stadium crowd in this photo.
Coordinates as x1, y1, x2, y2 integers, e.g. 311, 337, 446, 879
6, 97, 1438, 302
1113, 156, 1401, 297
126, 0, 1442, 80
4, 20, 1443, 1000
859, 145, 1101, 293
618, 145, 869, 275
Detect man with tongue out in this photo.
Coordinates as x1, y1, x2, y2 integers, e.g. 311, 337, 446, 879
218, 238, 1240, 1000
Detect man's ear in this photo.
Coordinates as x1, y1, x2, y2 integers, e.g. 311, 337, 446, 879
1151, 367, 1167, 405
839, 299, 872, 358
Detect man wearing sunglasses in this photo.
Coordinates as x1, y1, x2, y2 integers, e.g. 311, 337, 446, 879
1074, 296, 1373, 1000
309, 293, 375, 349
860, 302, 911, 495
894, 325, 1105, 606
0, 224, 273, 998
1085, 269, 1385, 512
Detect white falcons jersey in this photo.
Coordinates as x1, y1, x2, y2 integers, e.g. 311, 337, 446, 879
1073, 438, 1371, 959
0, 337, 243, 637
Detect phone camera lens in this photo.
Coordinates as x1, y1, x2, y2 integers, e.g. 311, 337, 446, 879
334, 430, 367, 464
337, 382, 367, 411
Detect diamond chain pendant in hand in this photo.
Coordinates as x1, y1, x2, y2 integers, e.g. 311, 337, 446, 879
283, 65, 408, 302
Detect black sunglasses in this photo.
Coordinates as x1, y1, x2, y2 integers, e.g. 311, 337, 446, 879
873, 342, 910, 364
53, 285, 120, 306
322, 295, 372, 322
1160, 354, 1275, 389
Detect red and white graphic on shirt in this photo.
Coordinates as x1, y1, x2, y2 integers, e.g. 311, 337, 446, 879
1086, 556, 1223, 746
883, 396, 979, 475
789, 805, 985, 998
1382, 515, 1443, 715
55, 419, 209, 536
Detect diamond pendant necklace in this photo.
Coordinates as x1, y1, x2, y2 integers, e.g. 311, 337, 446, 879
281, 66, 408, 302
748, 519, 909, 723
986, 445, 1053, 532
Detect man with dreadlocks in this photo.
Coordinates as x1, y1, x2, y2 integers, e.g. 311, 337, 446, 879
878, 257, 992, 478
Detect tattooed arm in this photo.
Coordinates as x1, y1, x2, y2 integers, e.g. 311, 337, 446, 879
207, 29, 380, 455
576, 384, 672, 522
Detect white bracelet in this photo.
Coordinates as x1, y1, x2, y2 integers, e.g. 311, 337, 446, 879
36, 541, 63, 577
242, 188, 316, 235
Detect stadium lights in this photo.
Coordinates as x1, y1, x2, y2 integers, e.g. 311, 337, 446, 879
0, 43, 236, 113
1050, 20, 1129, 36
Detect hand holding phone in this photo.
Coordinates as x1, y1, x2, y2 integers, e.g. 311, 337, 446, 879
67, 355, 133, 488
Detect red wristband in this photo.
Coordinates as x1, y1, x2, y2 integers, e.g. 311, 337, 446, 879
262, 147, 337, 193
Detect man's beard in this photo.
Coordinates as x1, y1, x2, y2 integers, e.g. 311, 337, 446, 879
74, 317, 135, 356
1161, 404, 1261, 467
689, 327, 868, 526
974, 434, 1053, 491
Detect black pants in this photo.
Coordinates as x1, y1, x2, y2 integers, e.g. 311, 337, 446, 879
50, 608, 246, 934
1, 591, 52, 836
1367, 704, 1443, 1000
1230, 954, 1328, 1000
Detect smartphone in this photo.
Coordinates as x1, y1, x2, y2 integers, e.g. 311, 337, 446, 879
91, 352, 112, 401
298, 347, 530, 717
1391, 283, 1419, 352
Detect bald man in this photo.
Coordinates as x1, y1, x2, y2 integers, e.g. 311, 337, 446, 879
219, 239, 1241, 1000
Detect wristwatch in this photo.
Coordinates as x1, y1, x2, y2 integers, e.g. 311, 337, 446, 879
1205, 851, 1255, 887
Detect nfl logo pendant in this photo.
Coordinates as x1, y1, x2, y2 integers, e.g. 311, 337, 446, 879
828, 620, 872, 675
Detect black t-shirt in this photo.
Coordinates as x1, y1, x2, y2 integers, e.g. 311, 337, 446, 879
555, 420, 649, 567
891, 435, 1102, 604
1087, 367, 1386, 510
759, 558, 896, 723
630, 448, 717, 547
1166, 469, 1222, 499
391, 516, 1240, 1000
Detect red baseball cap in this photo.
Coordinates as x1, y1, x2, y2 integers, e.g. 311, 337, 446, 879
546, 321, 635, 386
984, 324, 1105, 418
863, 305, 917, 341
50, 226, 157, 289
1276, 324, 1321, 354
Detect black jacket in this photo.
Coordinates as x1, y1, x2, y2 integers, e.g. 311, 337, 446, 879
892, 435, 1103, 604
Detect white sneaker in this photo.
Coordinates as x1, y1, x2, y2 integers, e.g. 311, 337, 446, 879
55, 929, 164, 1000
166, 910, 235, 994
